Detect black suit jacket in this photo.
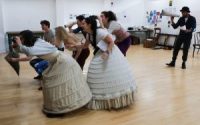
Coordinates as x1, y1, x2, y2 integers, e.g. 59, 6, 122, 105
172, 15, 196, 37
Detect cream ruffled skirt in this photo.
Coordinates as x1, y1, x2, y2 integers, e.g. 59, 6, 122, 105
87, 46, 136, 110
41, 51, 92, 114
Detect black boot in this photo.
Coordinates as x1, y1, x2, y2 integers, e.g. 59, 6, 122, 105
45, 113, 65, 118
42, 110, 65, 118
182, 62, 186, 69
166, 61, 175, 67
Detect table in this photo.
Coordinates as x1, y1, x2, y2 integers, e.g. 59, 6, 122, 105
127, 29, 153, 43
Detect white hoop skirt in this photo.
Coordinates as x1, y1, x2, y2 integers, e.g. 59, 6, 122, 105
87, 45, 136, 110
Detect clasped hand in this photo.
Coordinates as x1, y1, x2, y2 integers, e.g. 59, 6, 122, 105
101, 52, 109, 60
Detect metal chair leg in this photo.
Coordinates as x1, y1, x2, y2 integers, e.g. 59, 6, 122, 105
193, 46, 195, 58
197, 47, 200, 54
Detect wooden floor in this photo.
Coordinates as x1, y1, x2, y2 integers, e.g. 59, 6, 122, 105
0, 45, 200, 125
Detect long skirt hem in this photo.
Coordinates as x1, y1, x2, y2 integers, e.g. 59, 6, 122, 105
87, 91, 134, 110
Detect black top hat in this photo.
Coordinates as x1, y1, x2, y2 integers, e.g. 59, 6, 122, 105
180, 6, 190, 13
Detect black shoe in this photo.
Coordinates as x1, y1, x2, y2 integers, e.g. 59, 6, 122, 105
166, 61, 175, 67
182, 62, 186, 69
38, 86, 42, 91
34, 75, 42, 80
45, 113, 65, 118
43, 112, 65, 118
42, 109, 65, 118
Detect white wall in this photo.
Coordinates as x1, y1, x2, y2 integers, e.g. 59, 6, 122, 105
144, 0, 178, 34
144, 0, 200, 33
103, 0, 200, 33
104, 0, 146, 29
62, 0, 104, 25
3, 0, 56, 31
172, 0, 200, 31
0, 0, 5, 53
55, 0, 65, 26
0, 0, 104, 52
144, 0, 200, 46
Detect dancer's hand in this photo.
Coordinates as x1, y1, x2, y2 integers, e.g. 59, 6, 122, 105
12, 43, 18, 48
7, 57, 18, 62
170, 16, 175, 24
184, 29, 192, 33
15, 36, 22, 45
101, 52, 109, 60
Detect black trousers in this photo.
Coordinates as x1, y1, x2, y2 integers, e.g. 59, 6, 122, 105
172, 35, 192, 62
57, 47, 64, 51
72, 48, 90, 70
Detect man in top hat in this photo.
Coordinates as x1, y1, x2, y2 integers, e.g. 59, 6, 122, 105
166, 6, 196, 69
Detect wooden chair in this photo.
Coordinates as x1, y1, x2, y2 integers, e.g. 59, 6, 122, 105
143, 28, 161, 48
192, 32, 200, 57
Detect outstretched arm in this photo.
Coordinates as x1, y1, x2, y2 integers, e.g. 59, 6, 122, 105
64, 21, 77, 33
8, 56, 32, 62
171, 17, 181, 29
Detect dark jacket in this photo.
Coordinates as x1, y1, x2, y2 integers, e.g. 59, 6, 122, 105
73, 27, 87, 38
172, 15, 196, 37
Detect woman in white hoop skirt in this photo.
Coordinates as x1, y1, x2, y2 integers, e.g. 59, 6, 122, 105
79, 16, 136, 110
